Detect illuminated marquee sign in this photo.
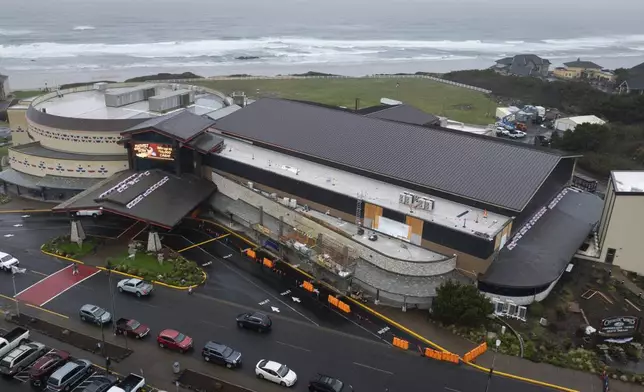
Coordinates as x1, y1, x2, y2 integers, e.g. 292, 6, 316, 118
133, 143, 174, 161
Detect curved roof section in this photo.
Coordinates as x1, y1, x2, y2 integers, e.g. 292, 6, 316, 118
11, 142, 127, 161
214, 98, 569, 212
480, 188, 603, 289
27, 105, 147, 132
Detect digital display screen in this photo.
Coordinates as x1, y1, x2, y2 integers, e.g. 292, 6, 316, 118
133, 143, 174, 161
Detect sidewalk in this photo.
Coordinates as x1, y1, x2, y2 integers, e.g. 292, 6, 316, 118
378, 306, 644, 392
0, 197, 54, 211
0, 308, 283, 392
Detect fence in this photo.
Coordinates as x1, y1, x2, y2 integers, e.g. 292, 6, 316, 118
144, 74, 492, 94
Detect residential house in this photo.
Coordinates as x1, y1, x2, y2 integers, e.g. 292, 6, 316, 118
492, 54, 551, 77
0, 74, 10, 101
618, 62, 644, 95
553, 58, 615, 82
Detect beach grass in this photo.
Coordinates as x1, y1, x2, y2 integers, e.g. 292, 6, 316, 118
12, 90, 42, 99
195, 77, 496, 125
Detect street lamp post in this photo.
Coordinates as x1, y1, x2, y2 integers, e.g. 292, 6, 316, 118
11, 266, 26, 316
484, 339, 502, 392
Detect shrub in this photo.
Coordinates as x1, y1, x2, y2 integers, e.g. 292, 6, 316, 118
528, 302, 545, 318
432, 280, 494, 328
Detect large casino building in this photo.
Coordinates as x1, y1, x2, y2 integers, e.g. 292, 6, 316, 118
1, 82, 603, 308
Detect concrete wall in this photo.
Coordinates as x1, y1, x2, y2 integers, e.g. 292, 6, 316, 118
8, 149, 128, 178
599, 192, 644, 274
27, 120, 126, 155
7, 107, 31, 146
209, 169, 457, 277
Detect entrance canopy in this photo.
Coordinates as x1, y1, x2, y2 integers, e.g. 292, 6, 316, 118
53, 169, 216, 228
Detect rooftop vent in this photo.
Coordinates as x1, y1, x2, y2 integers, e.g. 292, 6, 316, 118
231, 91, 247, 107
104, 84, 157, 107
148, 89, 195, 113
94, 82, 108, 91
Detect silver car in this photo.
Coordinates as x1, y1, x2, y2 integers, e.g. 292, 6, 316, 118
46, 359, 92, 391
0, 342, 46, 375
117, 278, 153, 297
79, 304, 112, 325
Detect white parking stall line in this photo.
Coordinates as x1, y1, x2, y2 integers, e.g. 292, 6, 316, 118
352, 362, 394, 375
275, 340, 312, 352
178, 235, 320, 327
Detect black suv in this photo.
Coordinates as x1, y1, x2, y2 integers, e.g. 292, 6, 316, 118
309, 374, 352, 392
236, 312, 272, 332
202, 341, 242, 369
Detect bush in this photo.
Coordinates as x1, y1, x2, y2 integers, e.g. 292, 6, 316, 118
528, 302, 545, 318
432, 280, 494, 328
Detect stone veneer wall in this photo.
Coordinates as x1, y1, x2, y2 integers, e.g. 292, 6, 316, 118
209, 169, 457, 277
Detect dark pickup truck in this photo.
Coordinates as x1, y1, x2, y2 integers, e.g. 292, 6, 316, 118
114, 318, 150, 339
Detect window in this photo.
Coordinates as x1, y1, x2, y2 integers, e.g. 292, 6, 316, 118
606, 248, 617, 264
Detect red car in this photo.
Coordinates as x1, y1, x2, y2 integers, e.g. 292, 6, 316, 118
157, 329, 193, 353
29, 349, 70, 387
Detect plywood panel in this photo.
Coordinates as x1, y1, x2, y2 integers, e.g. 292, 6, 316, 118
364, 203, 377, 225
406, 216, 424, 236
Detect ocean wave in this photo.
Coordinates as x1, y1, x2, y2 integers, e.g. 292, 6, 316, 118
0, 28, 32, 36
72, 25, 96, 31
2, 34, 644, 60
3, 54, 480, 72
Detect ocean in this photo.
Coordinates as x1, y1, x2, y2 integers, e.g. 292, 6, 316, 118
2, 0, 644, 89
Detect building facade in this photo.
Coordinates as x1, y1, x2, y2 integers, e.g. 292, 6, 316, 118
596, 171, 644, 274
1, 82, 226, 201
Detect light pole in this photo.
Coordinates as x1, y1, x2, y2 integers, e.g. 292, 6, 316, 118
484, 339, 502, 392
11, 266, 26, 316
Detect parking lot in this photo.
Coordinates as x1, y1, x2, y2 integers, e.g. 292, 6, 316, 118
0, 328, 140, 392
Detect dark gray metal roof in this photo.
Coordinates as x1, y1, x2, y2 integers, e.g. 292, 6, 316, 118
11, 142, 127, 161
363, 104, 440, 126
0, 168, 41, 189
480, 188, 604, 288
564, 59, 602, 69
53, 169, 216, 228
0, 168, 108, 190
214, 98, 566, 211
187, 132, 224, 153
123, 110, 215, 142
625, 74, 644, 90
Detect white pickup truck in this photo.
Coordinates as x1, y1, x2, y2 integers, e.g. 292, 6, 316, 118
0, 327, 29, 358
107, 373, 145, 392
0, 251, 20, 272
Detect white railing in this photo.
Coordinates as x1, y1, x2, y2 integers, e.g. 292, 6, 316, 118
143, 75, 492, 94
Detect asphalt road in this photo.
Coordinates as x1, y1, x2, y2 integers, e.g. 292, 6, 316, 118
0, 212, 556, 392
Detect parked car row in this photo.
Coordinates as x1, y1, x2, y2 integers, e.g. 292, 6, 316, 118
76, 276, 350, 390
0, 329, 148, 392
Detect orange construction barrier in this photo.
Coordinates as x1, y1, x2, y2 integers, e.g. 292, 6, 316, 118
337, 301, 351, 313
392, 337, 409, 350
441, 352, 460, 364
328, 295, 339, 307
424, 348, 443, 361
263, 258, 274, 268
302, 281, 314, 292
245, 249, 256, 259
463, 342, 487, 362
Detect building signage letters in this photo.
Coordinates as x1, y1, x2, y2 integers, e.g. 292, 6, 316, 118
133, 143, 174, 161
599, 316, 640, 337
126, 176, 170, 209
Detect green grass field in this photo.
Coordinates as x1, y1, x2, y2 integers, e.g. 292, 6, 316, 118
12, 90, 41, 99
195, 77, 496, 125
